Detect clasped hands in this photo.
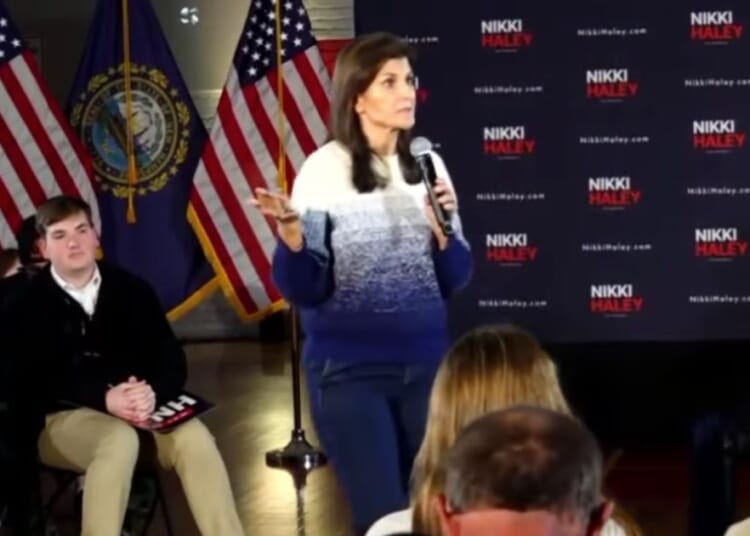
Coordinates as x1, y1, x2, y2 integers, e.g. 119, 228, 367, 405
106, 376, 157, 425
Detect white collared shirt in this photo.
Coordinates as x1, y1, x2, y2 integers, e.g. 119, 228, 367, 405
50, 264, 102, 316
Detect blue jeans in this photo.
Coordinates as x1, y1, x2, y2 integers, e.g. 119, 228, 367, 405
304, 359, 438, 535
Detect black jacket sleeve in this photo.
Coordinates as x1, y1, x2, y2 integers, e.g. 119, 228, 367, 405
43, 291, 120, 413
54, 349, 117, 413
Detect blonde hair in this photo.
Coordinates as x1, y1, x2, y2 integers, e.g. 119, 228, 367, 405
410, 324, 571, 535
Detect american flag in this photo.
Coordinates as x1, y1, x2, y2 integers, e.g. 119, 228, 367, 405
0, 1, 98, 249
190, 0, 331, 319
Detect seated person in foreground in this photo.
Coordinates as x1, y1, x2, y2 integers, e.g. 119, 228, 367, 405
0, 215, 47, 312
367, 324, 626, 536
0, 248, 20, 278
433, 405, 613, 536
0, 216, 51, 534
6, 195, 244, 536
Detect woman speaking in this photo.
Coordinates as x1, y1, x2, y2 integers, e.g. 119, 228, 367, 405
251, 32, 473, 534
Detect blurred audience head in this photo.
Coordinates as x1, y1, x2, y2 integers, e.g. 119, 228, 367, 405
433, 405, 612, 536
15, 215, 45, 270
0, 248, 20, 278
411, 324, 571, 534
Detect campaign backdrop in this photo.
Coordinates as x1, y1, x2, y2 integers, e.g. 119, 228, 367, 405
355, 0, 750, 342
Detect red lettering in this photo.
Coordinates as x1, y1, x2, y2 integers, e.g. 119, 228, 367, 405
590, 298, 644, 313
691, 24, 743, 41
481, 33, 533, 48
486, 247, 538, 262
483, 140, 536, 155
693, 133, 745, 149
586, 82, 639, 99
589, 190, 642, 206
695, 241, 749, 257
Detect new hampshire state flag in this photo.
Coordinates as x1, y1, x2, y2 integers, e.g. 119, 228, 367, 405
67, 0, 216, 316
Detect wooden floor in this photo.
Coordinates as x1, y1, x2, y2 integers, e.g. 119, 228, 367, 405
42, 340, 750, 535
154, 341, 353, 536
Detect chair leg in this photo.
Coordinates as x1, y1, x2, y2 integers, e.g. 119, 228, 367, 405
154, 474, 175, 536
39, 469, 79, 532
43, 471, 77, 513
137, 473, 158, 536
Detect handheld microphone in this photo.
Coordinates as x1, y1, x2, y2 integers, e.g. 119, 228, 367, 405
409, 136, 454, 236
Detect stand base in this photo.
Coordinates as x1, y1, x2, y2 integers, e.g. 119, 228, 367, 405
265, 429, 328, 473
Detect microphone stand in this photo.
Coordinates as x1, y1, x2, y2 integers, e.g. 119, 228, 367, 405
264, 0, 326, 490
265, 306, 327, 480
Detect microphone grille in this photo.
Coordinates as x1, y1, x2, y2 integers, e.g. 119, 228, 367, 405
409, 136, 432, 157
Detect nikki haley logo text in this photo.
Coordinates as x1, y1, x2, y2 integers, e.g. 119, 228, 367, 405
588, 177, 641, 208
692, 120, 745, 151
690, 11, 743, 42
590, 284, 644, 314
481, 19, 533, 50
586, 69, 639, 100
695, 228, 748, 258
483, 126, 535, 157
486, 233, 538, 264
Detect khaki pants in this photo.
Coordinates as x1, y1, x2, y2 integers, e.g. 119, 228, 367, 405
727, 519, 750, 536
38, 408, 244, 536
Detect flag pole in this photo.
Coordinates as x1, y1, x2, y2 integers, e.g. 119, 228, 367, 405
122, 0, 137, 223
265, 0, 327, 485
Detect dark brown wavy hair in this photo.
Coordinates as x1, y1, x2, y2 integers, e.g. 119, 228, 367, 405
329, 32, 420, 192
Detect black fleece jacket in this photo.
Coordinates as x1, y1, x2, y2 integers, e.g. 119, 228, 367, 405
7, 262, 186, 415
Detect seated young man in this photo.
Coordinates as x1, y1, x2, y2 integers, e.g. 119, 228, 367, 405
6, 195, 244, 536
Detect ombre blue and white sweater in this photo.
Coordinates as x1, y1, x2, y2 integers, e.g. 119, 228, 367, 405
272, 141, 473, 365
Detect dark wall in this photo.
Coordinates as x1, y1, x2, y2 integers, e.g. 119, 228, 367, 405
546, 339, 750, 448
4, 0, 249, 103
